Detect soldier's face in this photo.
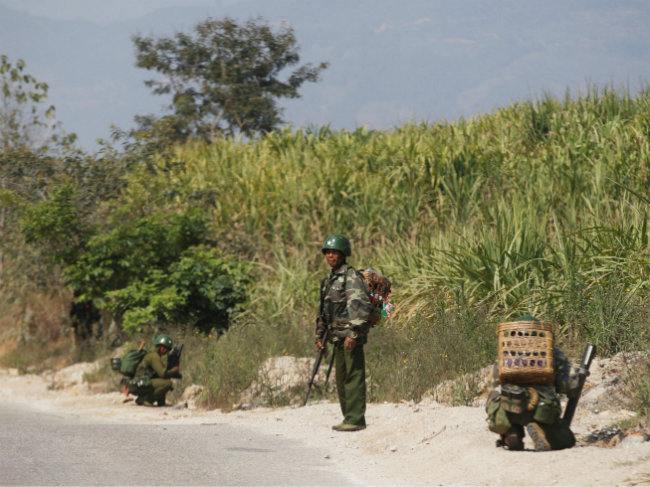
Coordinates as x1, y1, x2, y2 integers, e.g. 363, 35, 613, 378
324, 249, 345, 269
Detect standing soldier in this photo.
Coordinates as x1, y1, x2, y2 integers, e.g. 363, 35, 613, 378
315, 234, 372, 431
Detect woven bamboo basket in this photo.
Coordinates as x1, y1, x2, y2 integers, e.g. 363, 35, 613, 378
497, 320, 554, 385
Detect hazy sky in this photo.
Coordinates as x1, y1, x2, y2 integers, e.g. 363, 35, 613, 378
1, 0, 648, 151
0, 0, 216, 23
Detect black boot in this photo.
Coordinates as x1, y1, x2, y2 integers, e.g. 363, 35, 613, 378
504, 426, 524, 451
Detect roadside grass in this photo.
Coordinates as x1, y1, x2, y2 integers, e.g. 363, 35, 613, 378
0, 290, 73, 372
622, 352, 650, 427
366, 297, 494, 403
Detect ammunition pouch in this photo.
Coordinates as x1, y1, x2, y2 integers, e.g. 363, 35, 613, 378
487, 383, 562, 436
532, 396, 561, 424
127, 375, 153, 395
500, 384, 527, 414
486, 396, 512, 434
331, 319, 352, 340
332, 329, 349, 339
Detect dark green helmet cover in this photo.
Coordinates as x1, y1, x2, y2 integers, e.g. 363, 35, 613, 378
154, 334, 173, 348
514, 315, 539, 322
322, 233, 351, 257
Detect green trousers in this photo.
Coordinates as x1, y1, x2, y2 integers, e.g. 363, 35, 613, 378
488, 400, 575, 450
138, 378, 173, 403
532, 418, 575, 450
334, 341, 366, 426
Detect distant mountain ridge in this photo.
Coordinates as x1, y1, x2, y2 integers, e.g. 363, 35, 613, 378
0, 1, 647, 151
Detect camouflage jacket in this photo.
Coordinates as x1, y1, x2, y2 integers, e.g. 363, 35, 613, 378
315, 263, 371, 344
486, 347, 582, 405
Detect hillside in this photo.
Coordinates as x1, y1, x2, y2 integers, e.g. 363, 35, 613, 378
1, 86, 648, 411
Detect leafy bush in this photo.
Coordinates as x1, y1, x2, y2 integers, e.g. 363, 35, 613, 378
21, 183, 89, 265
108, 246, 251, 333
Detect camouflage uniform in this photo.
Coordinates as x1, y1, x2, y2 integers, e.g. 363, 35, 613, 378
133, 350, 180, 406
486, 347, 581, 450
316, 263, 371, 427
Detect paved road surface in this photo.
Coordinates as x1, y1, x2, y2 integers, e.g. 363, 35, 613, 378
0, 403, 356, 486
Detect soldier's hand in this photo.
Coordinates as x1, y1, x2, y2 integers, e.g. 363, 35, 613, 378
344, 337, 357, 351
316, 341, 329, 357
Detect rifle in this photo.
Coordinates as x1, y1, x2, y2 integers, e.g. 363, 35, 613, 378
324, 349, 335, 389
303, 328, 329, 406
166, 343, 184, 377
562, 343, 596, 426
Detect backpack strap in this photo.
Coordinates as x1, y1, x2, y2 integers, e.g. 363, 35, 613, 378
344, 265, 370, 297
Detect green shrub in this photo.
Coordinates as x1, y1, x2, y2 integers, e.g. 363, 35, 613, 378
108, 246, 251, 333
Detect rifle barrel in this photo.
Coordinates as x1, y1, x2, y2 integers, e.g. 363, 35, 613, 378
563, 343, 596, 426
303, 329, 329, 406
324, 350, 335, 388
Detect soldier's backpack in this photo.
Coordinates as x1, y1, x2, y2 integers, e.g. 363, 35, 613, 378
323, 266, 394, 327
358, 268, 393, 326
497, 320, 554, 385
115, 342, 148, 378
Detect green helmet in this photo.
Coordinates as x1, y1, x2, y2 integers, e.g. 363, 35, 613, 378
154, 334, 173, 348
322, 233, 351, 257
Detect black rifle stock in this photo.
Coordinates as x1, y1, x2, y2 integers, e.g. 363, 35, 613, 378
303, 329, 329, 406
166, 343, 184, 378
562, 343, 596, 426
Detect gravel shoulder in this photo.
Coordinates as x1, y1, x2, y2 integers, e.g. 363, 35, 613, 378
0, 361, 648, 486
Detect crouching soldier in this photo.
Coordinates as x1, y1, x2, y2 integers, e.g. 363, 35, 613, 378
131, 334, 181, 407
486, 316, 582, 451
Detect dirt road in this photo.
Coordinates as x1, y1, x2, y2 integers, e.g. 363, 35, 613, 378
0, 401, 353, 486
0, 362, 648, 486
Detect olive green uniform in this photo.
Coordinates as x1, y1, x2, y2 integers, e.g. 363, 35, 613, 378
316, 263, 371, 427
133, 350, 180, 405
486, 347, 580, 450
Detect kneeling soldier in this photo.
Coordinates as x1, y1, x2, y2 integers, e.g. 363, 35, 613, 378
132, 334, 181, 407
486, 316, 581, 451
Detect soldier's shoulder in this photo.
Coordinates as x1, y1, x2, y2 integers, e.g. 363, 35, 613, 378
343, 263, 360, 275
346, 267, 370, 293
553, 347, 569, 361
344, 265, 362, 279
